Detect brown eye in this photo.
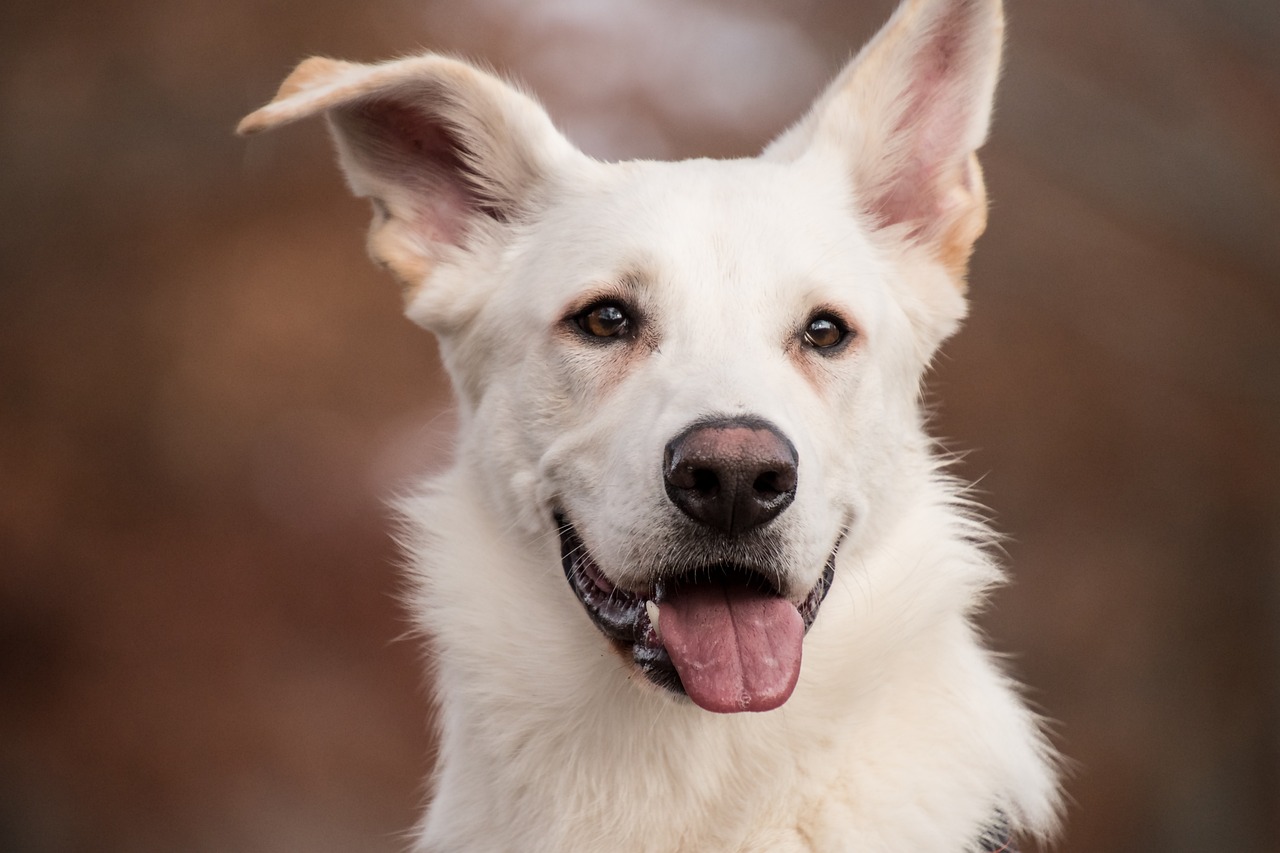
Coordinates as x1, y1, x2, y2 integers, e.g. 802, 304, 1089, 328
576, 302, 632, 339
803, 314, 849, 350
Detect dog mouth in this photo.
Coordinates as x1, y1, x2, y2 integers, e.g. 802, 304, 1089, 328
556, 514, 838, 714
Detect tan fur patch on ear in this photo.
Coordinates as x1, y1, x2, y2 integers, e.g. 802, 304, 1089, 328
367, 215, 436, 298
237, 57, 389, 136
275, 56, 357, 100
934, 153, 989, 285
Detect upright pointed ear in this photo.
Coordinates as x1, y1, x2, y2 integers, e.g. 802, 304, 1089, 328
765, 0, 1003, 283
239, 55, 581, 328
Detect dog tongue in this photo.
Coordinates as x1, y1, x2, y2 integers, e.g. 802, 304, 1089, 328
659, 583, 803, 713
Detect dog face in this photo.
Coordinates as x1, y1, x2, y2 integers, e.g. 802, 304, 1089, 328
479, 159, 917, 710
240, 0, 1003, 713
477, 156, 910, 577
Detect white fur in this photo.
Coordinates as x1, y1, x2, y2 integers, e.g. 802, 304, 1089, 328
240, 1, 1061, 849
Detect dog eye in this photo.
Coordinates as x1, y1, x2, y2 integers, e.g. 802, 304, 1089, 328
575, 302, 632, 339
803, 314, 849, 350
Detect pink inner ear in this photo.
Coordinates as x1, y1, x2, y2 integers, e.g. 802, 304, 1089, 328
416, 186, 475, 247
341, 95, 496, 248
373, 101, 472, 178
871, 16, 982, 233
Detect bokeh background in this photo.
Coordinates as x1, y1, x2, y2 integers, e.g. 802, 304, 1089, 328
2, 0, 1277, 850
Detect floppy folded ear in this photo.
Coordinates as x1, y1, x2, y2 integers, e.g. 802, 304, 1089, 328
239, 55, 580, 326
766, 0, 1004, 283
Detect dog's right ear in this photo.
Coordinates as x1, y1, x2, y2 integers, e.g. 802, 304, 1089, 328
239, 55, 581, 330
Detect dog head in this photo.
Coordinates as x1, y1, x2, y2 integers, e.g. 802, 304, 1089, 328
240, 0, 1004, 713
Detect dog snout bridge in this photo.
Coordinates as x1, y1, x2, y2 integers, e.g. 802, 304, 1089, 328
663, 417, 798, 536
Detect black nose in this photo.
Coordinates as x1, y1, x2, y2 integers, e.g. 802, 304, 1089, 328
663, 417, 798, 535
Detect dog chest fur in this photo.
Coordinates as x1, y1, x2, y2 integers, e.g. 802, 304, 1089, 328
396, 471, 1054, 852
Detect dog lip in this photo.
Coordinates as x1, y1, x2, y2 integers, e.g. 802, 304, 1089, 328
556, 514, 651, 645
555, 513, 841, 698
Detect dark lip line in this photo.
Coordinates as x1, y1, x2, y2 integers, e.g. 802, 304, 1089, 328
555, 514, 651, 647
554, 512, 843, 660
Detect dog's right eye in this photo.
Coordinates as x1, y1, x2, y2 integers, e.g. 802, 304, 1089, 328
575, 302, 632, 339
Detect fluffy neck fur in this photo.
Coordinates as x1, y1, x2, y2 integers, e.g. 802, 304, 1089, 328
399, 458, 1058, 853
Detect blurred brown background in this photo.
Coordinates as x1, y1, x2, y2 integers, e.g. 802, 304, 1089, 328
2, 0, 1277, 850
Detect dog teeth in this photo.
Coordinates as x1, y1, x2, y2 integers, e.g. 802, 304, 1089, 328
645, 599, 661, 638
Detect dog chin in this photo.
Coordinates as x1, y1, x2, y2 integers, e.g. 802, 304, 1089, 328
555, 513, 839, 714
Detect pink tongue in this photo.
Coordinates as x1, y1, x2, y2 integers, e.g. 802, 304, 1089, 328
659, 583, 804, 714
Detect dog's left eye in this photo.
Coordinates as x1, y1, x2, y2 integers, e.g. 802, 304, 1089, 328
575, 302, 632, 339
803, 314, 850, 350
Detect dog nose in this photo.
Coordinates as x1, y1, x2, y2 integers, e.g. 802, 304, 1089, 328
663, 418, 798, 535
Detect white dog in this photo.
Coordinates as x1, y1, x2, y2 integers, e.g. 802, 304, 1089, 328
240, 0, 1061, 849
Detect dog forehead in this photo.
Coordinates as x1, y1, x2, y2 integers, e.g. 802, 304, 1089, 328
522, 156, 886, 312
585, 157, 853, 254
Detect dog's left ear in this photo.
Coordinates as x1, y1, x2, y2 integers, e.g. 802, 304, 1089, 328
766, 0, 1003, 284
